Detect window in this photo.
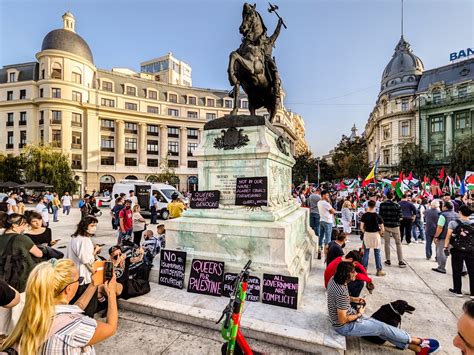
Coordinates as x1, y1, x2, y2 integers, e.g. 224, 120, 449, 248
39, 88, 44, 97
188, 142, 198, 156
168, 160, 179, 168
101, 119, 115, 131
432, 90, 441, 104
52, 88, 61, 98
224, 99, 233, 108
101, 156, 115, 165
9, 73, 15, 82
168, 108, 179, 116
40, 130, 44, 143
168, 127, 179, 138
147, 106, 159, 114
430, 144, 444, 160
52, 111, 62, 124
102, 81, 113, 92
7, 91, 13, 100
207, 98, 215, 107
72, 113, 82, 127
72, 72, 82, 84
125, 122, 137, 133
383, 102, 387, 115
458, 86, 468, 98
101, 98, 115, 107
6, 132, 13, 148
382, 125, 391, 140
72, 154, 82, 169
382, 149, 390, 165
206, 113, 216, 120
126, 86, 136, 96
187, 111, 198, 119
51, 66, 62, 79
19, 131, 26, 147
430, 117, 444, 133
240, 100, 248, 109
455, 111, 470, 130
187, 128, 198, 139
188, 96, 197, 105
147, 159, 159, 167
188, 160, 197, 168
147, 140, 159, 154
147, 124, 159, 136
400, 121, 410, 137
101, 136, 114, 151
125, 102, 137, 111
401, 98, 409, 112
39, 111, 44, 125
19, 90, 26, 100
41, 69, 45, 79
148, 90, 157, 100
125, 137, 137, 153
52, 130, 61, 147
72, 131, 82, 148
168, 141, 179, 156
72, 91, 82, 102
19, 112, 26, 125
6, 113, 14, 126
168, 93, 178, 103
125, 157, 137, 166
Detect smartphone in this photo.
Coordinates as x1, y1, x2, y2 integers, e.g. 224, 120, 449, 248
104, 261, 114, 281
50, 239, 61, 246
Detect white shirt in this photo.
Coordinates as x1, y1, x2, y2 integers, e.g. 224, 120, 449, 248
318, 200, 334, 223
61, 195, 72, 206
66, 235, 95, 284
129, 195, 138, 208
36, 202, 49, 224
6, 198, 17, 215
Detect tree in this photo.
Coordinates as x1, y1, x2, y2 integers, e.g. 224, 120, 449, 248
450, 135, 474, 175
22, 145, 78, 195
0, 154, 24, 183
292, 151, 316, 185
398, 143, 436, 177
331, 135, 367, 179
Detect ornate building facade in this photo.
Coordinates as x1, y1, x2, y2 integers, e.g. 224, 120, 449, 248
0, 12, 309, 193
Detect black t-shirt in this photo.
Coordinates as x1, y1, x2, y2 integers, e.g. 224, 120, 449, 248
326, 241, 344, 266
361, 212, 384, 232
25, 228, 52, 245
0, 280, 16, 307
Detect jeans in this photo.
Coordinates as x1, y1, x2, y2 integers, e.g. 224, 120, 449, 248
362, 244, 383, 271
400, 218, 413, 244
335, 316, 410, 350
63, 205, 71, 215
383, 227, 404, 262
52, 206, 59, 222
118, 229, 133, 245
319, 221, 332, 249
451, 249, 474, 295
348, 280, 364, 297
310, 213, 320, 237
412, 220, 425, 241
435, 238, 447, 272
150, 206, 158, 224
426, 234, 434, 259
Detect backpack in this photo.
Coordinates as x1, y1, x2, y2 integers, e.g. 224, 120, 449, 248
450, 219, 474, 252
78, 199, 85, 208
0, 234, 25, 291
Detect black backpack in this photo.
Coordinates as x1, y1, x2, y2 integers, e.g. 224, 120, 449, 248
450, 220, 474, 252
0, 234, 25, 291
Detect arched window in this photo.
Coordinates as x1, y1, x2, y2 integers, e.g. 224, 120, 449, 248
72, 67, 82, 84
125, 175, 138, 180
51, 63, 62, 80
146, 175, 159, 183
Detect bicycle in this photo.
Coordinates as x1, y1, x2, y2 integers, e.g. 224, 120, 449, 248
217, 260, 261, 355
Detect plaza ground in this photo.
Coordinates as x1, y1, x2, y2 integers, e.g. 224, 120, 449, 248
45, 206, 466, 354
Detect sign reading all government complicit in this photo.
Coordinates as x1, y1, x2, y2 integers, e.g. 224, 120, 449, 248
158, 249, 187, 290
190, 190, 220, 209
187, 259, 225, 297
235, 177, 268, 207
262, 273, 299, 309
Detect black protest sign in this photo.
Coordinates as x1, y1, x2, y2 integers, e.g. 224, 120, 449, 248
187, 259, 225, 297
235, 177, 268, 207
190, 190, 220, 209
222, 273, 261, 302
158, 249, 187, 289
262, 273, 298, 309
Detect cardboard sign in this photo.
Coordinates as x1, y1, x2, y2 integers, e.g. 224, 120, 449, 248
190, 190, 220, 209
221, 273, 261, 302
235, 177, 268, 207
187, 259, 225, 297
158, 249, 187, 289
262, 273, 298, 309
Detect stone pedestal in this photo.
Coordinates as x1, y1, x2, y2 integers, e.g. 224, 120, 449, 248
166, 115, 315, 296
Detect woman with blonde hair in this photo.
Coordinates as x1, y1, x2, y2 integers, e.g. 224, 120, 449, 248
132, 204, 146, 246
1, 258, 118, 354
341, 200, 353, 236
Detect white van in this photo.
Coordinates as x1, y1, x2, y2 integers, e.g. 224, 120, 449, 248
111, 179, 183, 220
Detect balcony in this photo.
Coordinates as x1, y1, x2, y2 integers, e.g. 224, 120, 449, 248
187, 135, 199, 140
6, 143, 13, 149
71, 143, 82, 149
51, 119, 61, 125
101, 147, 115, 152
147, 150, 159, 155
187, 152, 193, 157
72, 122, 82, 127
19, 120, 27, 126
169, 151, 179, 157
19, 143, 26, 149
419, 92, 474, 109
6, 121, 13, 127
101, 126, 114, 132
72, 164, 82, 170
125, 149, 137, 154
51, 141, 61, 148
147, 131, 159, 136
125, 129, 137, 134
39, 119, 44, 125
168, 133, 179, 138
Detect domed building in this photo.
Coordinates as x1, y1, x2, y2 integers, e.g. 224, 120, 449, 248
365, 35, 424, 173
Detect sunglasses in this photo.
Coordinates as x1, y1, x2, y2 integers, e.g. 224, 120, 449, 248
57, 276, 84, 295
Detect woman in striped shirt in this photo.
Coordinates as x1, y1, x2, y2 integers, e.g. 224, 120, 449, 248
1, 259, 119, 354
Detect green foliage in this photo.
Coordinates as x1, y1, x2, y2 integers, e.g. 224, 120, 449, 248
450, 134, 474, 175
331, 135, 367, 179
0, 154, 24, 183
22, 145, 78, 195
292, 151, 335, 185
398, 142, 435, 177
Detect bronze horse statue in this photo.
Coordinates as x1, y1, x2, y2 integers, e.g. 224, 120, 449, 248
228, 3, 284, 123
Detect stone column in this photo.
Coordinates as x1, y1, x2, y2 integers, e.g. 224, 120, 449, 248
116, 119, 125, 164
180, 126, 187, 168
139, 122, 147, 165
160, 124, 168, 163
445, 112, 453, 156
198, 128, 204, 144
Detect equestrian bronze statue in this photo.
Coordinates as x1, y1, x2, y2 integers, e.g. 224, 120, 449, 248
227, 3, 285, 123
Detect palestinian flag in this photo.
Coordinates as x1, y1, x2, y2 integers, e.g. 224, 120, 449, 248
466, 171, 474, 191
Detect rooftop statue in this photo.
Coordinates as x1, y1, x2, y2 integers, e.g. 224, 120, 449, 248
228, 3, 286, 123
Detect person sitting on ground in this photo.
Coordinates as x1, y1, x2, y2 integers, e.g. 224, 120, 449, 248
326, 230, 347, 266
142, 226, 166, 267
168, 192, 186, 219
24, 210, 63, 260
454, 300, 474, 354
1, 259, 119, 354
325, 250, 374, 297
327, 262, 440, 354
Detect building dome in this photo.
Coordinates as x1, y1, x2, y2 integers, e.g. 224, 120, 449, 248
379, 36, 423, 97
40, 12, 93, 64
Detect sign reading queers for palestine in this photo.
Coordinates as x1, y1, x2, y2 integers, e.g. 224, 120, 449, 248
222, 273, 261, 302
158, 249, 187, 290
190, 190, 220, 209
262, 273, 298, 309
235, 177, 268, 207
187, 259, 225, 297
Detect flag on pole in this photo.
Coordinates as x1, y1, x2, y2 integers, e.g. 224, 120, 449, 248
439, 167, 445, 181
407, 171, 413, 181
465, 171, 474, 191
362, 158, 379, 186
317, 161, 321, 182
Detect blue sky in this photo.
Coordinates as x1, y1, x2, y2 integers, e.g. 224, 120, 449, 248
1, 0, 472, 156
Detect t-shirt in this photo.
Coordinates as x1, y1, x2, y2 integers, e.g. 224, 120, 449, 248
168, 201, 185, 219
61, 195, 72, 206
399, 200, 416, 219
360, 212, 383, 232
0, 280, 16, 307
6, 198, 17, 215
119, 208, 133, 231
448, 219, 474, 231
327, 277, 357, 328
149, 195, 158, 208
129, 196, 138, 208
326, 241, 344, 266
36, 202, 49, 224
66, 235, 95, 284
26, 227, 52, 245
318, 200, 334, 223
132, 212, 146, 232
307, 194, 321, 215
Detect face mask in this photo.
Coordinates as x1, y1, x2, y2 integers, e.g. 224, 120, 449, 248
87, 226, 97, 235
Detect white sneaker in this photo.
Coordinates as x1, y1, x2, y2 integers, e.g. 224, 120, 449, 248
419, 240, 425, 244
413, 240, 419, 244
